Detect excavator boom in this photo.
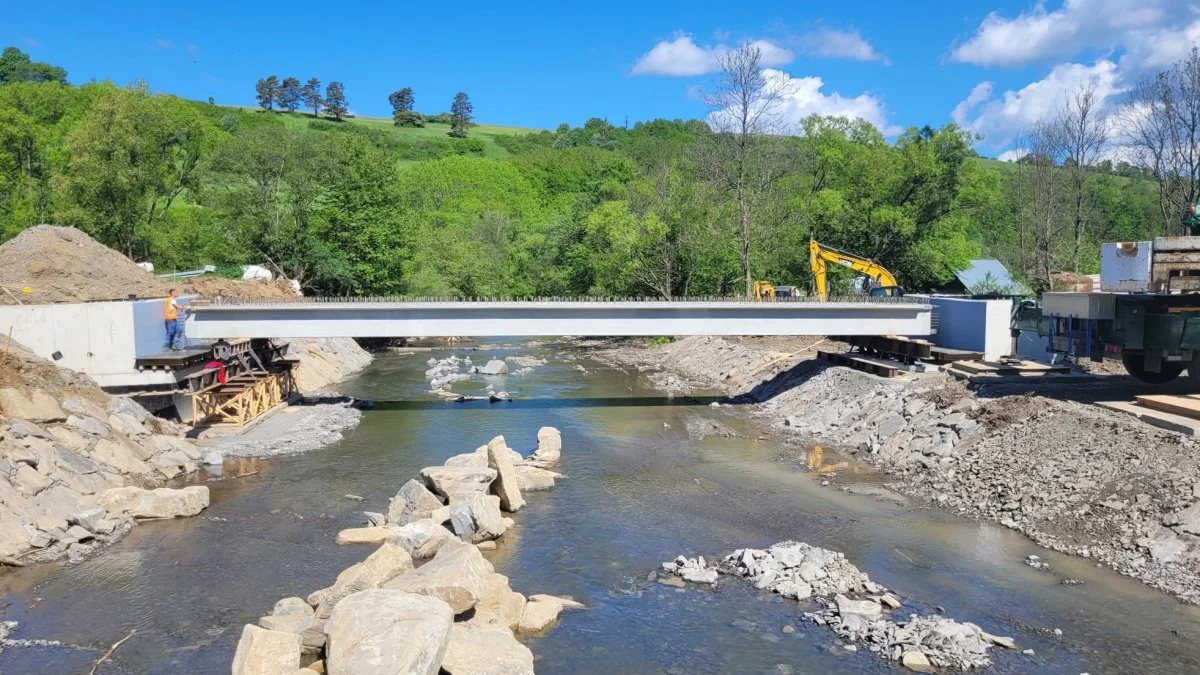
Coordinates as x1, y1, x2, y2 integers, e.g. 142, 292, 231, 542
809, 239, 901, 301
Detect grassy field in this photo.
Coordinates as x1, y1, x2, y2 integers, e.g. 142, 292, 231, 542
259, 109, 542, 160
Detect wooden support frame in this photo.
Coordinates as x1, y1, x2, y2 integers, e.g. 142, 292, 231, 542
190, 368, 296, 428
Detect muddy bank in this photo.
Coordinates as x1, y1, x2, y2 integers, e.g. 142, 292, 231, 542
203, 402, 363, 460
597, 336, 1200, 605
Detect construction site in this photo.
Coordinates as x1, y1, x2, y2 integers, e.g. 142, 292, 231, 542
6, 226, 1200, 673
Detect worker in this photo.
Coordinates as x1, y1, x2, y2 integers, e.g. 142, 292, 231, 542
164, 289, 184, 351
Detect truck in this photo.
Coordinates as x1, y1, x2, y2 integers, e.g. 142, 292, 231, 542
1011, 235, 1200, 384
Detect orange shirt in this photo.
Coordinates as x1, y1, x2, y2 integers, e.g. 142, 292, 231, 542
164, 297, 179, 320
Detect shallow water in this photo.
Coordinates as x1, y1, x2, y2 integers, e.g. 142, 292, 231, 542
3, 341, 1200, 673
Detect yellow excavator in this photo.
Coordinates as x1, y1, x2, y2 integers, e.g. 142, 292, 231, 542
809, 239, 904, 301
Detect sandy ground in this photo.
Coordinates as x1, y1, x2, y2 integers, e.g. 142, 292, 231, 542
594, 336, 1200, 605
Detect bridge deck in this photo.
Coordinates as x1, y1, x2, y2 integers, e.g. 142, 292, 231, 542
186, 297, 933, 339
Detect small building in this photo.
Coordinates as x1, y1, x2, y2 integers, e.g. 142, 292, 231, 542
935, 259, 1029, 297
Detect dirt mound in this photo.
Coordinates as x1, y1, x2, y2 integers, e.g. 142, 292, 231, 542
179, 276, 297, 300
0, 225, 171, 304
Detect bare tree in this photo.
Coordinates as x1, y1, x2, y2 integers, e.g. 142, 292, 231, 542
1055, 85, 1108, 271
1124, 47, 1200, 235
1014, 121, 1070, 291
696, 43, 798, 297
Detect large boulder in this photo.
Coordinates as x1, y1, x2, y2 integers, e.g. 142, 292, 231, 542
449, 492, 506, 544
477, 360, 508, 376
383, 541, 490, 613
0, 388, 66, 423
387, 518, 454, 560
517, 595, 564, 633
259, 597, 325, 654
90, 439, 154, 476
441, 624, 534, 675
515, 465, 561, 491
232, 624, 302, 675
324, 589, 453, 675
486, 437, 524, 512
316, 542, 414, 620
444, 451, 489, 468
335, 526, 396, 546
527, 427, 562, 467
420, 466, 497, 502
97, 486, 209, 519
387, 479, 444, 526
469, 573, 526, 631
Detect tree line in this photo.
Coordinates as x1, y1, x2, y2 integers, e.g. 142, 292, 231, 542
255, 75, 347, 120
0, 44, 1172, 298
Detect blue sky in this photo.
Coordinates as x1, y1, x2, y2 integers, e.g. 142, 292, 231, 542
5, 1, 1198, 157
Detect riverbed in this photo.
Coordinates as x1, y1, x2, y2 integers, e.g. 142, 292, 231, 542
3, 341, 1200, 673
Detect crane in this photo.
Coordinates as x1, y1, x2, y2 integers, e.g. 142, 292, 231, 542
809, 239, 903, 301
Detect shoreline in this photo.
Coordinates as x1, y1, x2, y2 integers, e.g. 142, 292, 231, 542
592, 335, 1200, 606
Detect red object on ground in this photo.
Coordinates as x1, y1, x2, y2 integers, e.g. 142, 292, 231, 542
204, 360, 227, 385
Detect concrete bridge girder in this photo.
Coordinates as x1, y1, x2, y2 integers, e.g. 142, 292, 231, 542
186, 300, 933, 339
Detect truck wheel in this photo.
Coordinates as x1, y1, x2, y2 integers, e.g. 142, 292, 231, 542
1122, 351, 1184, 384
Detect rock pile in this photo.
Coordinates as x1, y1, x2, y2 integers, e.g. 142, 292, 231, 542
665, 541, 1017, 671
0, 341, 212, 564
233, 427, 577, 674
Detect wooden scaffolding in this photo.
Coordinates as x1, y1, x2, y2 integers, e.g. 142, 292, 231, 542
190, 368, 296, 428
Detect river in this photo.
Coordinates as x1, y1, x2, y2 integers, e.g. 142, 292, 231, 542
2, 340, 1200, 673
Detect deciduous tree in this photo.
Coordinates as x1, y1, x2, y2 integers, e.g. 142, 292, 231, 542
388, 87, 414, 112
0, 46, 67, 84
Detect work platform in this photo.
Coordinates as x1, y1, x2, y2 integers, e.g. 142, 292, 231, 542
186, 297, 934, 339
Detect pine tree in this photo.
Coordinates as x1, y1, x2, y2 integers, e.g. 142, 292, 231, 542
255, 75, 280, 110
388, 87, 414, 112
277, 76, 302, 112
449, 92, 473, 138
324, 81, 348, 121
302, 77, 323, 117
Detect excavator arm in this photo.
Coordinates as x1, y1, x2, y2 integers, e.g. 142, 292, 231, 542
809, 239, 900, 301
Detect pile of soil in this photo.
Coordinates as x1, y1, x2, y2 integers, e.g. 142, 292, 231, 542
0, 225, 298, 305
0, 226, 171, 304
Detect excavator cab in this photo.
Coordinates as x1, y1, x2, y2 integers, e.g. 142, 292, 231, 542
753, 280, 776, 300
868, 286, 905, 298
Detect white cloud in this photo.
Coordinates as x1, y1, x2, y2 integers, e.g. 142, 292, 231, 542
952, 60, 1123, 149
799, 28, 890, 65
631, 32, 793, 76
949, 0, 1182, 67
997, 148, 1029, 162
153, 38, 175, 49
760, 69, 899, 135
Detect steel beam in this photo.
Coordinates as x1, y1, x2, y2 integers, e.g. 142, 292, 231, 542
186, 299, 933, 339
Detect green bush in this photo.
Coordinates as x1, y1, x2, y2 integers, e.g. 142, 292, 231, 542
647, 336, 673, 345
393, 110, 425, 127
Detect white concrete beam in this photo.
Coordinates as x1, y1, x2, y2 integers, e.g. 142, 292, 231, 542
186, 300, 933, 339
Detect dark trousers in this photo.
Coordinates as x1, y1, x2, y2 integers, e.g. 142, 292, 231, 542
164, 319, 181, 349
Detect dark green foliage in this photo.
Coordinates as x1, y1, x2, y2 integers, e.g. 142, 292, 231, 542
277, 77, 302, 112
449, 92, 472, 138
388, 87, 414, 113
324, 81, 348, 121
254, 75, 279, 110
392, 110, 425, 127
302, 77, 322, 117
425, 112, 454, 125
0, 47, 67, 84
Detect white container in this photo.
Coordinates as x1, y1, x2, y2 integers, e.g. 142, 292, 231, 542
1100, 241, 1152, 292
1042, 292, 1116, 320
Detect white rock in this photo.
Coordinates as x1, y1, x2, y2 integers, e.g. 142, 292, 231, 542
387, 479, 444, 526
527, 426, 562, 467
383, 540, 489, 613
442, 624, 534, 675
388, 518, 454, 559
515, 465, 561, 491
450, 492, 507, 543
232, 624, 302, 675
420, 466, 497, 502
486, 436, 525, 512
335, 526, 396, 546
324, 589, 453, 675
97, 486, 209, 519
517, 596, 563, 633
203, 450, 224, 466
